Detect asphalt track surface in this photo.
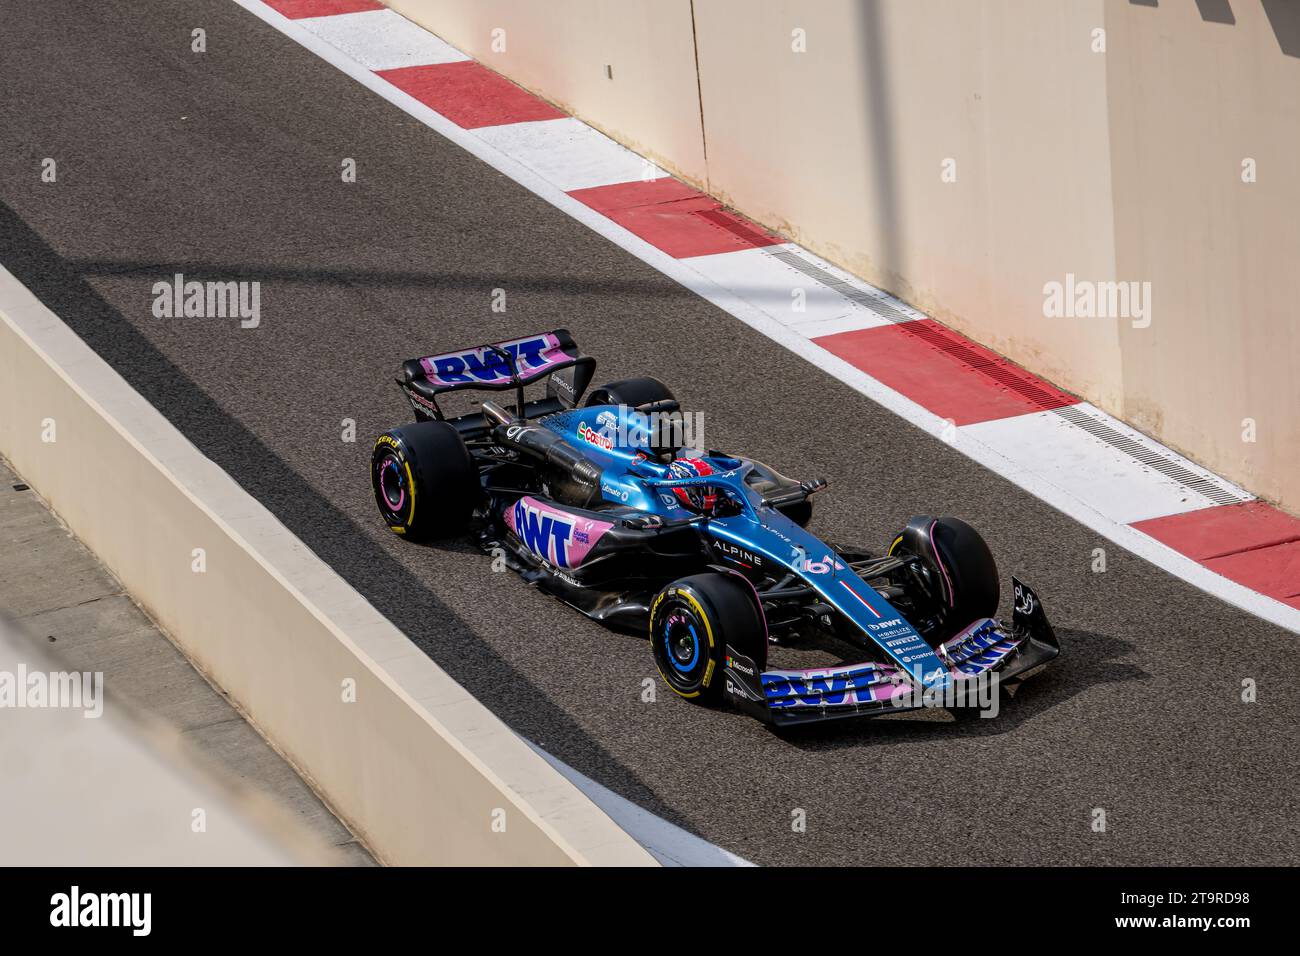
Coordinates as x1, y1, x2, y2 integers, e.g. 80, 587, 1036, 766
3, 0, 1297, 866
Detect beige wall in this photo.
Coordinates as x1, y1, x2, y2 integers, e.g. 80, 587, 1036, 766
386, 0, 707, 180
387, 0, 1298, 513
691, 0, 1123, 409
1104, 0, 1300, 511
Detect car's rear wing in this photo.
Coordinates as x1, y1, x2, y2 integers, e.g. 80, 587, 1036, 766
398, 328, 596, 421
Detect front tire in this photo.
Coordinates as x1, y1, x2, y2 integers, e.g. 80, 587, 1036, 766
888, 515, 999, 641
371, 422, 479, 541
650, 573, 766, 702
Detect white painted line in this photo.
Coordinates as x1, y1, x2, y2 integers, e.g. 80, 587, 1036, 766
473, 117, 667, 192
785, 313, 888, 338
681, 245, 891, 334
764, 244, 929, 324
963, 405, 1248, 525
297, 9, 468, 70
234, 0, 1300, 636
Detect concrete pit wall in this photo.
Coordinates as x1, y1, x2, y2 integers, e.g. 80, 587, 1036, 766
0, 268, 656, 867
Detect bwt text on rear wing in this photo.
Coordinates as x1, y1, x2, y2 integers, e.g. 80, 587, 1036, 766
396, 328, 596, 422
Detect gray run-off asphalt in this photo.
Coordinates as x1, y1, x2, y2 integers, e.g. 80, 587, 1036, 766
2, 0, 1296, 865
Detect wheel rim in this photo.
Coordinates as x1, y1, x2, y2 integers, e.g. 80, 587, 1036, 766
655, 597, 710, 691
376, 455, 406, 516
662, 611, 700, 672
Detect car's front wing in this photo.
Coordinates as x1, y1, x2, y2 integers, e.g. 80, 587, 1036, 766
723, 577, 1060, 727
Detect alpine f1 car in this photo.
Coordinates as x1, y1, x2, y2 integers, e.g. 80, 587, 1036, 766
370, 330, 1060, 727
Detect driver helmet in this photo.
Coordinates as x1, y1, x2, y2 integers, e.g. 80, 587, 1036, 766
669, 457, 720, 514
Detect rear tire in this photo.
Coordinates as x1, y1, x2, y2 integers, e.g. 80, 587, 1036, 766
650, 572, 765, 702
587, 377, 682, 459
585, 376, 676, 410
888, 515, 999, 640
371, 422, 479, 541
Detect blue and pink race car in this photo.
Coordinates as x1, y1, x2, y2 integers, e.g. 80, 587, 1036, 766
370, 330, 1060, 726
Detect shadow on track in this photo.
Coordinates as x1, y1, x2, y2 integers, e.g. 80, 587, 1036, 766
66, 255, 684, 299
0, 198, 696, 831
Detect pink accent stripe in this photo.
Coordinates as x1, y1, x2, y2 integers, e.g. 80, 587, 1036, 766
928, 520, 955, 607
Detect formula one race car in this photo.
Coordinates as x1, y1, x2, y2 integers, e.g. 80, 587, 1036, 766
370, 330, 1060, 726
